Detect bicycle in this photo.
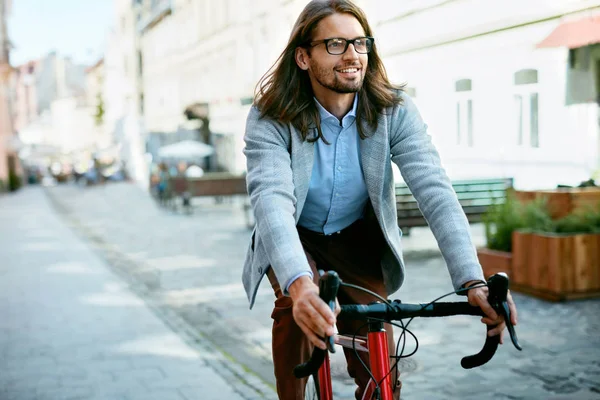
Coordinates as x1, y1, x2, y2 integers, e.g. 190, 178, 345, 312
294, 270, 522, 400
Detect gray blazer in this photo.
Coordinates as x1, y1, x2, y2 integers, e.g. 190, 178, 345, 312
242, 93, 484, 308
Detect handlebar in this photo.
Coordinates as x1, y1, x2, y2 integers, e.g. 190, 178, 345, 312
293, 271, 522, 378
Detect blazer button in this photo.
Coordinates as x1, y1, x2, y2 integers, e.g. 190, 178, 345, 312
258, 267, 263, 274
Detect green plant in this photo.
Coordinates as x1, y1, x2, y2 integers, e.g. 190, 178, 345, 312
554, 213, 592, 234
94, 93, 105, 126
482, 193, 526, 252
8, 171, 21, 192
554, 204, 600, 234
519, 198, 554, 233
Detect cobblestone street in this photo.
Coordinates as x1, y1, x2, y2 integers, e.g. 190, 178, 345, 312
16, 182, 600, 399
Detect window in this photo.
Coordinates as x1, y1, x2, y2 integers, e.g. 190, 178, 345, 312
514, 69, 539, 148
455, 79, 473, 147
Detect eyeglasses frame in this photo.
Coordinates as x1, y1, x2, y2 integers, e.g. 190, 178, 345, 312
304, 36, 374, 55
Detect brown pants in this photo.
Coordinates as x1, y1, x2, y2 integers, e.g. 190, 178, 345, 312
267, 220, 401, 400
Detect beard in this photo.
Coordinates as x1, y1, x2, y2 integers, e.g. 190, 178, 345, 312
312, 64, 365, 94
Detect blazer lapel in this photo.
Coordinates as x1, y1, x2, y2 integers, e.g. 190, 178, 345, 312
360, 116, 387, 212
290, 127, 315, 223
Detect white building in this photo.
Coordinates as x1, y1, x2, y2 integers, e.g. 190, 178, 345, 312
137, 0, 315, 174
361, 0, 600, 189
13, 52, 103, 169
102, 0, 148, 185
133, 0, 600, 189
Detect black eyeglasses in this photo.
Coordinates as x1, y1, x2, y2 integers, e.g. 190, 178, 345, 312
306, 36, 374, 55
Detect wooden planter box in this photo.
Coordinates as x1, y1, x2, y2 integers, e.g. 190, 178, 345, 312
511, 231, 600, 301
477, 247, 513, 278
514, 187, 600, 219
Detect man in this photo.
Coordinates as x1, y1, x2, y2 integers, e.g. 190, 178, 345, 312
242, 1, 518, 399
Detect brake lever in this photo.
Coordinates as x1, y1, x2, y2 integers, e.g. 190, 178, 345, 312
489, 273, 522, 351
318, 270, 341, 353
461, 273, 522, 369
293, 270, 341, 378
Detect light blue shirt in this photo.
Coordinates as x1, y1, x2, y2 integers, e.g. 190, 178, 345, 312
287, 95, 369, 292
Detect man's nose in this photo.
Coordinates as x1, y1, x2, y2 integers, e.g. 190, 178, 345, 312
342, 43, 360, 60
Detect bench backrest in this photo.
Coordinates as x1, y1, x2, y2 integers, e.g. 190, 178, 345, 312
396, 178, 514, 224
169, 174, 247, 196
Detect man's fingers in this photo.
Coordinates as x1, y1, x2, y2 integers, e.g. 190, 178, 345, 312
296, 295, 336, 337
334, 299, 341, 316
310, 295, 336, 327
487, 322, 506, 337
299, 305, 333, 337
476, 292, 499, 321
299, 323, 327, 350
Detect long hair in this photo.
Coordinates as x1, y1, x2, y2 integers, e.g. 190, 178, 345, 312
254, 0, 404, 142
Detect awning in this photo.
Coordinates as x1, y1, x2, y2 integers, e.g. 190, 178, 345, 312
537, 16, 600, 49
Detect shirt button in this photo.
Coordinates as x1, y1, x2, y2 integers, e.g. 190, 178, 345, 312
337, 167, 342, 171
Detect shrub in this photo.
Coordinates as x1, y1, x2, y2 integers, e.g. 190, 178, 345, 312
483, 193, 526, 252
8, 171, 22, 192
483, 191, 600, 252
519, 198, 554, 233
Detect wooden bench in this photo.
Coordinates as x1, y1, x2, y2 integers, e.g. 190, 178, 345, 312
396, 178, 514, 235
168, 173, 253, 227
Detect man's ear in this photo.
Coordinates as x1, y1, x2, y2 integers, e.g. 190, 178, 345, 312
295, 47, 310, 71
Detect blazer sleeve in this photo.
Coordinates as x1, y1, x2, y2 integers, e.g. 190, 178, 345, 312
243, 107, 312, 293
389, 93, 485, 290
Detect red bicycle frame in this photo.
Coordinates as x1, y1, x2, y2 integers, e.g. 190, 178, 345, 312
316, 321, 394, 400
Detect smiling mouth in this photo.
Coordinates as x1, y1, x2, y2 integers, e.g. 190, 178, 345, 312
336, 67, 360, 74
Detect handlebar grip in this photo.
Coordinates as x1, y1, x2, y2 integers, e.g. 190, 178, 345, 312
293, 271, 341, 378
460, 326, 500, 369
293, 348, 326, 378
318, 270, 341, 353
460, 273, 522, 369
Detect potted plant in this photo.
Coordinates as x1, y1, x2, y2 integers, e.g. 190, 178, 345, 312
478, 194, 553, 279
512, 206, 600, 300
477, 193, 525, 277
513, 178, 600, 219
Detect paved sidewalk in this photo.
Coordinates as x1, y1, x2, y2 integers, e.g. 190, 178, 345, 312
44, 182, 600, 400
0, 187, 272, 400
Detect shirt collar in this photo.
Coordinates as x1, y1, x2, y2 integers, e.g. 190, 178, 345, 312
314, 94, 358, 128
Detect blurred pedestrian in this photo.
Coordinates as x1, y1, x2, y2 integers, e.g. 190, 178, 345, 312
157, 163, 169, 205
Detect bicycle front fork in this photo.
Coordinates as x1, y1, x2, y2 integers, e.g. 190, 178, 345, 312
318, 321, 394, 400
366, 320, 394, 400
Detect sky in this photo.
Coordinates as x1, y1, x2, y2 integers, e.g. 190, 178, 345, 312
7, 0, 114, 67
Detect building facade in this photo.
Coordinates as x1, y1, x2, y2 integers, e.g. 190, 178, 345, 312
12, 60, 40, 134
13, 52, 94, 153
361, 0, 600, 188
136, 0, 317, 174
125, 0, 600, 189
85, 58, 113, 151
0, 0, 20, 191
99, 0, 148, 185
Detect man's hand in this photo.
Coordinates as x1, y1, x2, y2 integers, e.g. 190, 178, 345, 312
464, 280, 518, 344
288, 276, 340, 350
